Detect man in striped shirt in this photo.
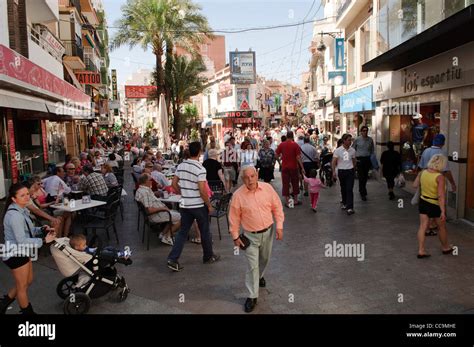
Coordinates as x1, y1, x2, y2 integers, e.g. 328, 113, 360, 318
167, 142, 220, 272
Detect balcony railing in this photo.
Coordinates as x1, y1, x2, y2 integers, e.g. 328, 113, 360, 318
83, 46, 101, 72
59, 0, 81, 13
28, 24, 65, 63
63, 40, 84, 61
336, 0, 352, 20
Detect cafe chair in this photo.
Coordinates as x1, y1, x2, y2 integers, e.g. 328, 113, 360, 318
83, 199, 121, 243
209, 193, 232, 240
137, 201, 172, 250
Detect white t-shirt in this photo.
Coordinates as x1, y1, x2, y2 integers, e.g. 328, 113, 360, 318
333, 146, 356, 170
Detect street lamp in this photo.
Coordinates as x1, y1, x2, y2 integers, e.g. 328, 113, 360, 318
316, 31, 343, 53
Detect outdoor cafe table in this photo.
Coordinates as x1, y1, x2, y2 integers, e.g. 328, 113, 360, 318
50, 199, 106, 213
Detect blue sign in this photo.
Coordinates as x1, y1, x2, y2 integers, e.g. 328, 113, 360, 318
340, 85, 374, 113
328, 71, 346, 85
335, 38, 345, 69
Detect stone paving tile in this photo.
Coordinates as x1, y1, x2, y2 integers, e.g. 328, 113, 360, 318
1, 164, 474, 314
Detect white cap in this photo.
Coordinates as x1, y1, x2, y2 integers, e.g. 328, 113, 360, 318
412, 113, 423, 120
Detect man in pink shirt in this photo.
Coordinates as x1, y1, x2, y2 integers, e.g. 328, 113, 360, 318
229, 166, 284, 313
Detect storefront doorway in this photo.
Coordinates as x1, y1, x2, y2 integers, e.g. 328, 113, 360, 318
466, 100, 474, 221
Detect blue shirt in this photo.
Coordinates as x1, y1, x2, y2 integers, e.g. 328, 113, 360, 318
412, 123, 428, 143
2, 203, 43, 260
418, 146, 448, 171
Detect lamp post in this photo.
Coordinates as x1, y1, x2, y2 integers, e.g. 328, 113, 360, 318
315, 31, 343, 53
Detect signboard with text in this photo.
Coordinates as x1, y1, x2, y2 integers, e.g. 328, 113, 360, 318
74, 70, 102, 85
125, 85, 158, 99
229, 51, 256, 84
111, 69, 118, 100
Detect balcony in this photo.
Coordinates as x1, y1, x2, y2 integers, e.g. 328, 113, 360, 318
63, 40, 86, 70
83, 46, 101, 72
27, 24, 64, 78
26, 0, 59, 23
335, 0, 370, 29
59, 0, 81, 13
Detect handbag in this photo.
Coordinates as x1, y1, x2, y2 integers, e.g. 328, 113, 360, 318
395, 173, 406, 188
239, 233, 250, 250
300, 149, 319, 170
411, 186, 420, 205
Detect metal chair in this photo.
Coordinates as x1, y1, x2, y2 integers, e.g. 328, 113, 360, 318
83, 199, 121, 243
136, 201, 172, 250
209, 193, 232, 240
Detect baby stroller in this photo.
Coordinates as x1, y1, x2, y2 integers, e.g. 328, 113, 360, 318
319, 152, 334, 187
51, 237, 132, 314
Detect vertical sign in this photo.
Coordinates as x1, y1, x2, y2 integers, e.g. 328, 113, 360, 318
112, 69, 118, 116
41, 120, 48, 163
335, 38, 345, 70
7, 116, 18, 183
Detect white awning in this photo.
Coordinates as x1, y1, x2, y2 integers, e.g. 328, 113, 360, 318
0, 89, 48, 113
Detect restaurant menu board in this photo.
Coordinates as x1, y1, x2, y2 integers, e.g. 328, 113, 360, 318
7, 118, 17, 183
41, 120, 48, 163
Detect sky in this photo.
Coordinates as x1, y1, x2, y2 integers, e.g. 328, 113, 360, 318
103, 0, 323, 88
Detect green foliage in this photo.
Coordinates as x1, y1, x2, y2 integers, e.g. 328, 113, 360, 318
190, 128, 200, 143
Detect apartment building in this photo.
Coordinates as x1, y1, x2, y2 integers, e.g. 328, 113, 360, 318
0, 0, 93, 198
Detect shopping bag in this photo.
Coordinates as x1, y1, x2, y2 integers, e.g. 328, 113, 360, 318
395, 173, 406, 188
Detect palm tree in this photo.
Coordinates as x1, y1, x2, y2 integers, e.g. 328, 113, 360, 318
166, 54, 207, 135
111, 0, 213, 126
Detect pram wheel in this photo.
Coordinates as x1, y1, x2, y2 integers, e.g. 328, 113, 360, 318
57, 275, 79, 299
63, 293, 91, 315
117, 286, 129, 302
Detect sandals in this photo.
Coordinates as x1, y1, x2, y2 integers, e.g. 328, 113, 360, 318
190, 238, 201, 244
425, 228, 438, 236
442, 247, 454, 255
417, 254, 431, 259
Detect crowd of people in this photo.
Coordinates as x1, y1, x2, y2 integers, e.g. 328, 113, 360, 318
0, 121, 457, 314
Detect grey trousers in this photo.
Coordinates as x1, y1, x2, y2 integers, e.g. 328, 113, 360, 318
244, 226, 274, 299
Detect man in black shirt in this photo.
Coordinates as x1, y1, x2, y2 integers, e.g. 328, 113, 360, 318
203, 149, 225, 191
380, 141, 402, 200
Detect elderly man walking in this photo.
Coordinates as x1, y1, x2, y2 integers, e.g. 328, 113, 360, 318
229, 166, 284, 313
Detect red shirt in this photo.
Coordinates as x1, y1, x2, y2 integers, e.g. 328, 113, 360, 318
276, 140, 301, 170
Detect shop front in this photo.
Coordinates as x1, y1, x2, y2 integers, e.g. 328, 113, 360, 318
0, 44, 91, 196
373, 42, 474, 220
340, 85, 375, 138
212, 110, 261, 138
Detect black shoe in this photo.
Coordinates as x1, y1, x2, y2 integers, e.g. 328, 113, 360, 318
361, 195, 367, 201
244, 298, 257, 313
346, 209, 355, 215
259, 277, 266, 288
0, 294, 15, 314
19, 303, 36, 315
167, 260, 183, 272
203, 254, 220, 264
304, 192, 308, 197
389, 192, 395, 200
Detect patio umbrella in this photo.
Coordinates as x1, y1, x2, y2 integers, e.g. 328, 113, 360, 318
157, 93, 170, 150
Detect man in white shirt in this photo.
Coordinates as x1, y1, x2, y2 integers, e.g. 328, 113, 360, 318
42, 167, 71, 197
332, 134, 357, 215
151, 164, 170, 187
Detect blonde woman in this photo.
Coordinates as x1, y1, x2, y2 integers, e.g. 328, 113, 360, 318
414, 154, 454, 258
101, 164, 118, 188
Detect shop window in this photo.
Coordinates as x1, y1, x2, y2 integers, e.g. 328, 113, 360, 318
360, 19, 371, 80
47, 121, 67, 165
13, 119, 45, 176
346, 35, 356, 85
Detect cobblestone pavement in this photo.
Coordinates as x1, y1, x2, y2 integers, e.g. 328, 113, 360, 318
1, 166, 473, 314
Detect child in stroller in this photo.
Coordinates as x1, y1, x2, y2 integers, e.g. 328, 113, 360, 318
50, 235, 132, 314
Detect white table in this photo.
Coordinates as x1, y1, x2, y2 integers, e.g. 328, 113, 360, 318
159, 194, 182, 204
50, 199, 106, 212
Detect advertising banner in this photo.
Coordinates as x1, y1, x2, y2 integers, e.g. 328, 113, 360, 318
229, 51, 256, 84
236, 88, 250, 110
335, 38, 345, 70
125, 85, 158, 99
74, 71, 101, 85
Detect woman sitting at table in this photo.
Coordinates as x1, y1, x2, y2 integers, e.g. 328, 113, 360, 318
27, 177, 72, 238
101, 164, 119, 188
70, 157, 83, 175
155, 151, 166, 166
106, 153, 119, 168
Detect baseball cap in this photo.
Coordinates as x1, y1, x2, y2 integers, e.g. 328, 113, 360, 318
433, 134, 445, 146
412, 113, 423, 120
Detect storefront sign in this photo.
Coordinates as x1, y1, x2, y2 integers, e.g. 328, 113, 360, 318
373, 42, 474, 101
0, 44, 90, 104
213, 110, 258, 119
74, 71, 102, 85
229, 51, 256, 84
7, 118, 18, 183
334, 38, 345, 70
111, 70, 118, 100
125, 85, 158, 99
450, 109, 459, 121
340, 86, 374, 113
41, 120, 48, 163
